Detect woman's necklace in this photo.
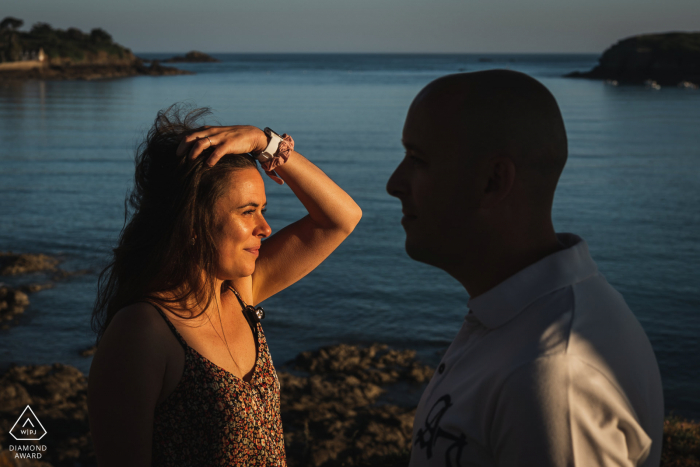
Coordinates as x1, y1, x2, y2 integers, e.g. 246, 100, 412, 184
206, 296, 242, 376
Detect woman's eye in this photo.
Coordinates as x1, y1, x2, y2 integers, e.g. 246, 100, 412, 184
261, 208, 267, 215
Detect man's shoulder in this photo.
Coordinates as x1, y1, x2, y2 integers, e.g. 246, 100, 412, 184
568, 274, 655, 368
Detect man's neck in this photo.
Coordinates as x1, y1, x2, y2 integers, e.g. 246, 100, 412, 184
454, 232, 564, 299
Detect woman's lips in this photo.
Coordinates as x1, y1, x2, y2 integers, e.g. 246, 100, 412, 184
245, 247, 260, 257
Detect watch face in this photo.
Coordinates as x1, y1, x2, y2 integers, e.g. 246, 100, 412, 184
264, 127, 281, 138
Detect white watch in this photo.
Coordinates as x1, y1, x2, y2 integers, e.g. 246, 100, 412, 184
258, 128, 283, 163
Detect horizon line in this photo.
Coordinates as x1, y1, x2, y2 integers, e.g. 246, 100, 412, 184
133, 51, 602, 56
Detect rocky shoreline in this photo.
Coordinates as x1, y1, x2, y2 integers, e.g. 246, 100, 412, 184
0, 342, 698, 466
0, 60, 191, 82
0, 253, 61, 330
0, 253, 82, 330
0, 343, 431, 467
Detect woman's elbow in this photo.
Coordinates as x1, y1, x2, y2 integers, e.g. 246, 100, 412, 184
341, 204, 362, 235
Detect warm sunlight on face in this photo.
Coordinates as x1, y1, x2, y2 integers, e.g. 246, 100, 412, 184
212, 167, 272, 280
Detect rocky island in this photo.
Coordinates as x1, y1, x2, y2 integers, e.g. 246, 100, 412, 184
566, 32, 700, 86
162, 50, 219, 63
0, 17, 191, 81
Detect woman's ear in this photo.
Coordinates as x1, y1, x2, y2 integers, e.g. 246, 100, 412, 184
481, 156, 516, 209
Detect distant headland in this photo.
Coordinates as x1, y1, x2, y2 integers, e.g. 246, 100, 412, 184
566, 32, 700, 87
0, 17, 191, 81
162, 50, 219, 63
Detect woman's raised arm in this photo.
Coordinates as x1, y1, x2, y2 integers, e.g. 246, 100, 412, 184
178, 126, 362, 304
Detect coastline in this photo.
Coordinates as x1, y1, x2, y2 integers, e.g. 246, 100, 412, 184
0, 346, 698, 467
0, 343, 431, 467
0, 61, 191, 82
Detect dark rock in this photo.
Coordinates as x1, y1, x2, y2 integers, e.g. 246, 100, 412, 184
79, 346, 96, 357
566, 32, 700, 86
19, 284, 54, 294
163, 51, 219, 63
281, 343, 433, 466
0, 253, 58, 276
0, 253, 85, 330
0, 286, 30, 324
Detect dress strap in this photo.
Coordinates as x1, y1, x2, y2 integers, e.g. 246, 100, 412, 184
148, 302, 189, 350
228, 285, 266, 323
227, 285, 264, 347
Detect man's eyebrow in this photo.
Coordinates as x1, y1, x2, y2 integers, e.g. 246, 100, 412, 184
401, 141, 426, 155
236, 202, 268, 209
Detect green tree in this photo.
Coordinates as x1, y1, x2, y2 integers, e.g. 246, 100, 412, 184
90, 28, 112, 44
0, 17, 23, 32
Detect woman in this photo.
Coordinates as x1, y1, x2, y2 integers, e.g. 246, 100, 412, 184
88, 107, 362, 466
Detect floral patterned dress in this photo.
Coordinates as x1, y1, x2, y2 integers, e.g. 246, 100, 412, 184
150, 303, 286, 466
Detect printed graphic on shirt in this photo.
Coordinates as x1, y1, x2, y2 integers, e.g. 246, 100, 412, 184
414, 394, 468, 467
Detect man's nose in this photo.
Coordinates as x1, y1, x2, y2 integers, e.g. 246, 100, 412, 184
386, 161, 408, 199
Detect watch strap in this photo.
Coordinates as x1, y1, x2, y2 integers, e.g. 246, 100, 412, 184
258, 128, 284, 163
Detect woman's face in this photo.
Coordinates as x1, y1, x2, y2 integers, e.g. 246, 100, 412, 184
211, 167, 271, 279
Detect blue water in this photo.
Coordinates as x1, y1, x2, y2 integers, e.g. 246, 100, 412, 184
1, 54, 699, 419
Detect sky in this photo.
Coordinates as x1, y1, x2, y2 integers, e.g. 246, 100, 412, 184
5, 0, 700, 54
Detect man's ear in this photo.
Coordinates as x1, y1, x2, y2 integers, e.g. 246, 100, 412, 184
481, 157, 516, 209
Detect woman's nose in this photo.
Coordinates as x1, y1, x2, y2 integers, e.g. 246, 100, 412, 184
256, 217, 272, 238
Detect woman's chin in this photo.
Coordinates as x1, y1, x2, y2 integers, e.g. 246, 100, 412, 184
219, 264, 256, 280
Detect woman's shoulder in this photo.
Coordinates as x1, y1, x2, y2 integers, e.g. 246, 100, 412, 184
94, 302, 176, 369
88, 302, 178, 444
108, 302, 171, 340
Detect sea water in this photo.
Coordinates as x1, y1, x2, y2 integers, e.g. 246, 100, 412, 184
0, 54, 699, 418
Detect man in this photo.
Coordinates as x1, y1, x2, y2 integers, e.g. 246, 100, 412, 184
386, 70, 664, 467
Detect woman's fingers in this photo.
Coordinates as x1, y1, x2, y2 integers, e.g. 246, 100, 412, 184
187, 137, 214, 161
176, 126, 265, 165
206, 145, 229, 167
176, 130, 210, 157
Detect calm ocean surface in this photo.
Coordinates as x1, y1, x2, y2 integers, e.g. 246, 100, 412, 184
0, 54, 698, 418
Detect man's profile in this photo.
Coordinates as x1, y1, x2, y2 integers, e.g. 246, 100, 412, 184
387, 70, 664, 467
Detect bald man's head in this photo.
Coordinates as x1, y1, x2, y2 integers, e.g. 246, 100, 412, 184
408, 69, 568, 207
387, 70, 568, 281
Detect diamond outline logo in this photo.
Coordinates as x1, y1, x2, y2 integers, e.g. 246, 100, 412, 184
9, 405, 47, 441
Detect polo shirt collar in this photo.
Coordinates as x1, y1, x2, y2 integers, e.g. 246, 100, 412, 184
466, 233, 598, 329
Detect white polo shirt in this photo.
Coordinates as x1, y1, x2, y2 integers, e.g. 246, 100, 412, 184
409, 233, 664, 467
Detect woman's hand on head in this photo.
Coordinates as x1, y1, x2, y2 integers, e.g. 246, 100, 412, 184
176, 126, 268, 167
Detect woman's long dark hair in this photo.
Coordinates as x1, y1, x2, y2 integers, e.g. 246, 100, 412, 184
91, 105, 257, 344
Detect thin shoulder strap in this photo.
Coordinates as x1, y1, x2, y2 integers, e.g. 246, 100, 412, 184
228, 286, 259, 337
228, 286, 249, 308
147, 302, 188, 350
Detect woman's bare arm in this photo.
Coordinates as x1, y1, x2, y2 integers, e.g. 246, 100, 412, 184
178, 126, 362, 304
88, 303, 169, 467
251, 149, 361, 303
